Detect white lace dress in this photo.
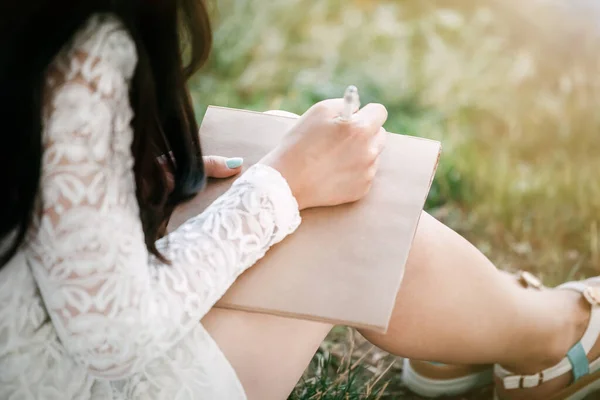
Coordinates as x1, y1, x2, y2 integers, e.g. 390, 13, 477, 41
0, 14, 301, 400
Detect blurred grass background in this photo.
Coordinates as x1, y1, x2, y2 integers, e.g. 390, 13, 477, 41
190, 0, 600, 398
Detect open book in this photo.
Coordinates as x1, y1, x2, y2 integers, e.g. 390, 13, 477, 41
169, 106, 441, 332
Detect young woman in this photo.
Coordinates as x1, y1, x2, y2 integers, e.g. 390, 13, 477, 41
1, 1, 599, 399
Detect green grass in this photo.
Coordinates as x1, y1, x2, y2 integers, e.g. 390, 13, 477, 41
289, 328, 402, 400
289, 351, 390, 400
190, 0, 600, 398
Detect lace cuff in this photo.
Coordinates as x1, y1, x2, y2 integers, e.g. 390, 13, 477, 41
237, 164, 302, 243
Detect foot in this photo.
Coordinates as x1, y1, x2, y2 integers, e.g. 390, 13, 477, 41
401, 271, 544, 398
495, 278, 600, 400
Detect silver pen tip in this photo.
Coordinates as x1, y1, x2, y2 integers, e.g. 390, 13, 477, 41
344, 85, 358, 99
340, 85, 360, 121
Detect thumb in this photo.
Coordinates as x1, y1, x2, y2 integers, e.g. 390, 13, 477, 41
203, 156, 244, 178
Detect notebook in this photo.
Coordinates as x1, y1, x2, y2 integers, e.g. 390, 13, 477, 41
168, 106, 441, 332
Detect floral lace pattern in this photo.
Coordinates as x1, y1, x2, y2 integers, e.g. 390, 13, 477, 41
0, 13, 301, 399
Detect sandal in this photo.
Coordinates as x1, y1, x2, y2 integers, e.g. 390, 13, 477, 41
401, 359, 493, 398
402, 271, 544, 398
494, 278, 600, 400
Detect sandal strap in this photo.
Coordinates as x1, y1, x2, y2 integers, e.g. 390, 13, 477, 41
558, 283, 600, 353
496, 282, 600, 390
567, 342, 590, 381
496, 355, 575, 389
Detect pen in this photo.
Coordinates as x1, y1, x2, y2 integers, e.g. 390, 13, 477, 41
340, 85, 360, 122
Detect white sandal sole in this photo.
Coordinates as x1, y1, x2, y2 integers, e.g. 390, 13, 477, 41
560, 377, 600, 400
494, 377, 600, 400
401, 358, 493, 398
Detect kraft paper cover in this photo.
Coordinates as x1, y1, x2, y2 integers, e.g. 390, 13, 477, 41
169, 106, 441, 332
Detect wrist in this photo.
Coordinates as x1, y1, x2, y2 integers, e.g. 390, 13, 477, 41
237, 164, 303, 241
259, 151, 307, 210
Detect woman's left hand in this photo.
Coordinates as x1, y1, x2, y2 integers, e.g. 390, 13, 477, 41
202, 110, 296, 178
201, 111, 295, 178
163, 110, 294, 187
203, 155, 244, 178
202, 111, 297, 178
159, 155, 243, 194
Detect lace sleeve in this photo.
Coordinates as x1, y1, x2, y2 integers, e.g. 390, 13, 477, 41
26, 15, 301, 380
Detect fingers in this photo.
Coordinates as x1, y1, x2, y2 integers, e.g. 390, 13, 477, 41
204, 156, 244, 178
313, 98, 361, 118
309, 99, 388, 128
371, 127, 388, 156
355, 103, 388, 133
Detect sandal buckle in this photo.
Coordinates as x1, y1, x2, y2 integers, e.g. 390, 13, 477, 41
583, 286, 600, 305
522, 373, 542, 388
518, 271, 542, 289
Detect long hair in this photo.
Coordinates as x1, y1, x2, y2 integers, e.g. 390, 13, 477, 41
0, 0, 211, 266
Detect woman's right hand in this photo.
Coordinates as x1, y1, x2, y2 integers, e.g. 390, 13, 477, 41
260, 99, 388, 210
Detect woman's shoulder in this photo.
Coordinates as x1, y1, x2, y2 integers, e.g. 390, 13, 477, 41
63, 13, 138, 80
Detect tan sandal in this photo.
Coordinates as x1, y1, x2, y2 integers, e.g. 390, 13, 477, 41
495, 278, 600, 400
402, 271, 544, 398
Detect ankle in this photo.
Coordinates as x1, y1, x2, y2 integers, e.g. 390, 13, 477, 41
542, 290, 589, 368
502, 290, 590, 374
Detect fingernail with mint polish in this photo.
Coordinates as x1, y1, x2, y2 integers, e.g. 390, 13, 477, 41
225, 157, 244, 169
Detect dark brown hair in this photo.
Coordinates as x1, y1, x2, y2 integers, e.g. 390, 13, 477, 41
0, 0, 211, 266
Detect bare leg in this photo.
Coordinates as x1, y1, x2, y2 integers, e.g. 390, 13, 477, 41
360, 212, 588, 373
202, 309, 332, 400
203, 212, 589, 399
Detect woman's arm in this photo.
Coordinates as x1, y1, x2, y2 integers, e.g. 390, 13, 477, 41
26, 19, 300, 380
